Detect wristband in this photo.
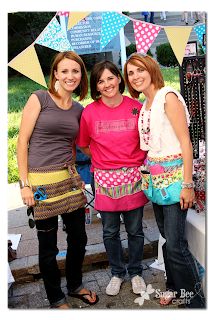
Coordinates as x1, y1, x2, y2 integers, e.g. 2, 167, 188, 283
181, 181, 194, 189
19, 179, 31, 189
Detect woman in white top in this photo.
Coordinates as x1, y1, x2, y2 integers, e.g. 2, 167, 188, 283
124, 53, 205, 308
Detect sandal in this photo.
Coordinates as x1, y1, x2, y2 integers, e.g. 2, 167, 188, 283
159, 290, 175, 306
68, 289, 99, 305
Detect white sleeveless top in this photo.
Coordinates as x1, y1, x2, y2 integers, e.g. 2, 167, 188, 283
138, 86, 190, 158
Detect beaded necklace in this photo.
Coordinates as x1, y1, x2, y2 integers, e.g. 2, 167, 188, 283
140, 108, 151, 145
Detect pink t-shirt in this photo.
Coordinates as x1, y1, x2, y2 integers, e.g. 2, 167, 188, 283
77, 96, 147, 169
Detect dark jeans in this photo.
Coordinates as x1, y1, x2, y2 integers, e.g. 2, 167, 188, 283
35, 208, 87, 307
153, 202, 205, 308
100, 207, 144, 278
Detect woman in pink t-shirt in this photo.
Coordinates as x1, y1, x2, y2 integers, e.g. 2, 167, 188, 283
77, 61, 148, 297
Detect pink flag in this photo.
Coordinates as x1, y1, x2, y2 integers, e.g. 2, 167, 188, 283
57, 11, 69, 17
133, 21, 161, 54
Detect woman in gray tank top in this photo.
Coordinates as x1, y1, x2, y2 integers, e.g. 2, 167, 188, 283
17, 51, 99, 308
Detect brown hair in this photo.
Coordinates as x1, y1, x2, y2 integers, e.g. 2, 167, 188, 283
124, 53, 164, 98
48, 51, 88, 100
90, 60, 125, 101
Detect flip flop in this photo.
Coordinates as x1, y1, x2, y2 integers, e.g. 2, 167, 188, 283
68, 290, 99, 305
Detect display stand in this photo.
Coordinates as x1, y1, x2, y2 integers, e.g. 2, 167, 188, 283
179, 54, 206, 214
179, 55, 206, 159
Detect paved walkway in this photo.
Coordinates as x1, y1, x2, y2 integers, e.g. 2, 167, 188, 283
9, 257, 179, 310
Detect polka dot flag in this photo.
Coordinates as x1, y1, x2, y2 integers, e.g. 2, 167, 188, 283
194, 24, 206, 53
133, 21, 161, 54
100, 12, 130, 51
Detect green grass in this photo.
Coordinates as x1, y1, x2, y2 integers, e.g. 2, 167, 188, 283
8, 67, 180, 183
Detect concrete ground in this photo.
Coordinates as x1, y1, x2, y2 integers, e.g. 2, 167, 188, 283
8, 257, 179, 310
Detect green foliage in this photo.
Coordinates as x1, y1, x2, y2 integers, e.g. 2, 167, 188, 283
8, 136, 19, 183
126, 43, 153, 57
156, 43, 178, 67
122, 12, 130, 16
8, 76, 46, 112
198, 43, 205, 55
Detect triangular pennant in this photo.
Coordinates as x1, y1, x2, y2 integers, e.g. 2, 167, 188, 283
133, 21, 161, 54
194, 24, 206, 52
164, 26, 192, 65
35, 16, 72, 52
8, 45, 47, 87
67, 12, 91, 30
57, 11, 69, 17
100, 12, 130, 51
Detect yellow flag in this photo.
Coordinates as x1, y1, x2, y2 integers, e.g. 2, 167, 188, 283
8, 45, 47, 87
67, 12, 91, 30
164, 27, 192, 65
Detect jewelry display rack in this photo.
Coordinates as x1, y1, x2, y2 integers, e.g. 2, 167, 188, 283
179, 55, 206, 159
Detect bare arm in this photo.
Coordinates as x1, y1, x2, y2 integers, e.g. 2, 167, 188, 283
79, 146, 92, 158
164, 92, 195, 210
17, 94, 41, 206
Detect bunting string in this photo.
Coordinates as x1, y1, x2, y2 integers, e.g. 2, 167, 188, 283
8, 12, 206, 86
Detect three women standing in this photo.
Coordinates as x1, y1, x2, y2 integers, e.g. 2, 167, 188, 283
17, 49, 205, 308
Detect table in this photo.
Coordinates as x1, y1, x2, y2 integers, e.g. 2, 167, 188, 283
185, 208, 205, 268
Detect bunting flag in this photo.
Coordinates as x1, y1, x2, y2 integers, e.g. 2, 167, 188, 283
8, 45, 47, 87
35, 16, 73, 52
133, 21, 161, 54
8, 12, 206, 87
100, 12, 130, 51
164, 26, 192, 65
67, 12, 91, 30
57, 11, 69, 17
194, 24, 206, 52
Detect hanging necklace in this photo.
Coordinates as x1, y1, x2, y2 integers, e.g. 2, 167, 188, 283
141, 108, 151, 145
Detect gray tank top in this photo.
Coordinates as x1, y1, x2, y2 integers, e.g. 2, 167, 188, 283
28, 90, 83, 168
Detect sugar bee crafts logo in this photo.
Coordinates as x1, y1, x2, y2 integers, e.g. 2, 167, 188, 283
134, 284, 155, 306
134, 282, 204, 306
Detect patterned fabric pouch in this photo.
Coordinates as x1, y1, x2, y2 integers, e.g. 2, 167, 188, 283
28, 162, 87, 220
94, 167, 142, 199
141, 154, 183, 205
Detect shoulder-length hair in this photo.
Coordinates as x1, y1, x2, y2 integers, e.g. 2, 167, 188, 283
124, 53, 164, 98
48, 51, 88, 100
90, 60, 125, 101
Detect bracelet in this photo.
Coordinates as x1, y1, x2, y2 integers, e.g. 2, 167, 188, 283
181, 181, 194, 189
19, 179, 31, 189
